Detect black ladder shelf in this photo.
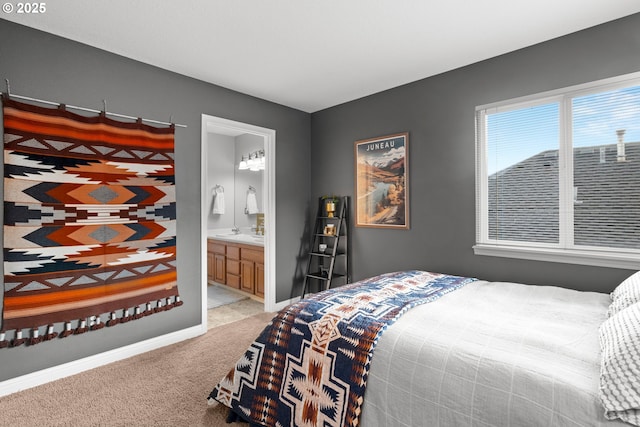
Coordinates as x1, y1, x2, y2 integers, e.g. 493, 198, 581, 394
301, 196, 350, 298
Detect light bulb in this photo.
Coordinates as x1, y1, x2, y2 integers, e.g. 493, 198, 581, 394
238, 156, 248, 170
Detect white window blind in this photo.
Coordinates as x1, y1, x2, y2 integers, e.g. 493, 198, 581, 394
475, 73, 640, 269
486, 102, 560, 244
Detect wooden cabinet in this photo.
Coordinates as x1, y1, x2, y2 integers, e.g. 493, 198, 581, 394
255, 262, 265, 298
214, 253, 225, 283
226, 244, 241, 289
240, 260, 255, 294
207, 238, 264, 298
240, 247, 263, 296
207, 240, 226, 283
207, 250, 214, 282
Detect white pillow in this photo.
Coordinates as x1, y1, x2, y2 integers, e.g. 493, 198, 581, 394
609, 271, 640, 317
599, 302, 640, 426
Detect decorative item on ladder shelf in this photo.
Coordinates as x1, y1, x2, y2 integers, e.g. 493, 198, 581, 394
323, 195, 339, 218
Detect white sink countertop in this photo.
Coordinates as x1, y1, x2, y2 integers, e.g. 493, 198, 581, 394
207, 229, 264, 247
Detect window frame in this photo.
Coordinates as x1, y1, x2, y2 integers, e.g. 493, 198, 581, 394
474, 72, 640, 270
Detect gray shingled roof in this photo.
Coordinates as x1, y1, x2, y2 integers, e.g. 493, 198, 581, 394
488, 141, 640, 249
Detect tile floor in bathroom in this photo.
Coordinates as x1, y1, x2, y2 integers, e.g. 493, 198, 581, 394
207, 296, 266, 329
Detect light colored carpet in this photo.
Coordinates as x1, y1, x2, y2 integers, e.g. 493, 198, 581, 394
0, 311, 275, 427
207, 283, 248, 309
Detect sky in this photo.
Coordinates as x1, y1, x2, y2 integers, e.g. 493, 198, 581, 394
487, 84, 640, 175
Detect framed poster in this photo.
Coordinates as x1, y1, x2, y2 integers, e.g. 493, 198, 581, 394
354, 132, 409, 229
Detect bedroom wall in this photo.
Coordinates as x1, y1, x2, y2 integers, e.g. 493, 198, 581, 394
0, 20, 310, 381
310, 13, 640, 293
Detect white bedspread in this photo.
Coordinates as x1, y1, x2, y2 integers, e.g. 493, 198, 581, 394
360, 280, 629, 427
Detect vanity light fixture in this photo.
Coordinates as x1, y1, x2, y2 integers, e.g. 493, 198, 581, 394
239, 150, 265, 171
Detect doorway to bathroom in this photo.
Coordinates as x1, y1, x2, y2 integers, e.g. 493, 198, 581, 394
200, 114, 276, 328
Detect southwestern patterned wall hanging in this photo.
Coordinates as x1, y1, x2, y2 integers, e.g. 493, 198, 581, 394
1, 95, 181, 348
354, 132, 409, 229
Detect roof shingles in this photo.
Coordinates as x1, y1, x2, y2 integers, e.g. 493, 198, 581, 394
488, 142, 640, 249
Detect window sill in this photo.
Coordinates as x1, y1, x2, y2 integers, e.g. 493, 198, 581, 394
473, 243, 640, 270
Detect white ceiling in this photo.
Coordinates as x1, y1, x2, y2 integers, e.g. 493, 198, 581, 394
3, 1, 640, 113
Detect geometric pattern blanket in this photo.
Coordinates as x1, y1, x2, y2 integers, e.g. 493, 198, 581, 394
208, 270, 476, 427
1, 96, 181, 348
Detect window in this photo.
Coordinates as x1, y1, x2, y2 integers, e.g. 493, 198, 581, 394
475, 73, 640, 269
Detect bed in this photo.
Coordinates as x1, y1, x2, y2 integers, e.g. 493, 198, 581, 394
208, 270, 640, 427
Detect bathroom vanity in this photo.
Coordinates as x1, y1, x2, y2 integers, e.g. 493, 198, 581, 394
207, 235, 264, 298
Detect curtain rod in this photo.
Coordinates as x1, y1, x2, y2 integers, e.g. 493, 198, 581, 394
2, 80, 186, 128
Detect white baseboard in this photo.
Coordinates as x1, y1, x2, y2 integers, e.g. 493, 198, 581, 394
272, 296, 297, 311
0, 323, 207, 398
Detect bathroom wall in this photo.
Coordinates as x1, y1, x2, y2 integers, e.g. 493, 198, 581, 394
234, 133, 264, 228
206, 133, 235, 230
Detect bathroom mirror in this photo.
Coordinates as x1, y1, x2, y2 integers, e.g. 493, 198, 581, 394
206, 132, 264, 232
234, 134, 264, 226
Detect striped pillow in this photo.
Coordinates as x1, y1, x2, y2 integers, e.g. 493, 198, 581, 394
599, 302, 640, 426
608, 271, 640, 317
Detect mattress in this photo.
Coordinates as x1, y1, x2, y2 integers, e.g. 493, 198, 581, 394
360, 280, 628, 427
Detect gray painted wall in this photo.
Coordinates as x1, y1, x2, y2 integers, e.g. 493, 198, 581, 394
0, 20, 310, 381
310, 13, 640, 293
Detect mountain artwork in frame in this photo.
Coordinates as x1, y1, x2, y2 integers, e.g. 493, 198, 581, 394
354, 132, 409, 229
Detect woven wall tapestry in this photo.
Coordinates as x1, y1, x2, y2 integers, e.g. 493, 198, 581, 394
1, 96, 181, 348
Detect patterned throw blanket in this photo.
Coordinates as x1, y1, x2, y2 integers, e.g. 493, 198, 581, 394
209, 270, 476, 427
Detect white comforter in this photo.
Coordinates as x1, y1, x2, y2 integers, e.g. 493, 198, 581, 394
360, 280, 628, 427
